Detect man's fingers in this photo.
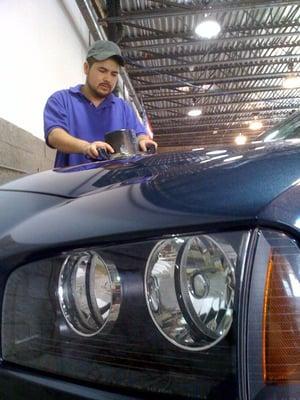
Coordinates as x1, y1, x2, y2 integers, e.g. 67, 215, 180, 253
93, 142, 115, 154
139, 139, 158, 152
104, 143, 115, 153
84, 142, 115, 159
91, 146, 100, 158
139, 140, 147, 152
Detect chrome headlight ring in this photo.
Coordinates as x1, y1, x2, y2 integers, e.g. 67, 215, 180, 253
145, 234, 237, 351
58, 250, 121, 337
175, 236, 235, 342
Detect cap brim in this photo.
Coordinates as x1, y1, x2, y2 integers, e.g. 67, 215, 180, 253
92, 52, 125, 66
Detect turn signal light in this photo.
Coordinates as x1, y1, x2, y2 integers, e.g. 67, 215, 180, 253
263, 250, 300, 383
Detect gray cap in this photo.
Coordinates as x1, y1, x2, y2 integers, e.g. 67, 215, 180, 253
86, 40, 125, 66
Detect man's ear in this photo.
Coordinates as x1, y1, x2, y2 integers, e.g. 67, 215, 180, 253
83, 62, 89, 76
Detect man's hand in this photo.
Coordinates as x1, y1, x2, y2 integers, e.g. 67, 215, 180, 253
138, 135, 158, 152
83, 141, 115, 159
48, 129, 115, 158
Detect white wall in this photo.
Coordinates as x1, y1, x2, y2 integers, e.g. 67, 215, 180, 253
0, 0, 90, 140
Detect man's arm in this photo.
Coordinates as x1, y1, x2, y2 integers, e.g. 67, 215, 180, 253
48, 128, 114, 158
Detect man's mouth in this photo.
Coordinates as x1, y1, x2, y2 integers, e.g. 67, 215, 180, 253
98, 83, 111, 91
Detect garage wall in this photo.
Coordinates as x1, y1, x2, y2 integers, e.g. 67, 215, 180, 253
0, 0, 90, 184
0, 118, 55, 185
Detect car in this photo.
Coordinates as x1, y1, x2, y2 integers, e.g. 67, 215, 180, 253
0, 113, 299, 400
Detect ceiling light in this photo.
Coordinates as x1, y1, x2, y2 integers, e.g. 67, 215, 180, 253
235, 134, 247, 145
195, 20, 221, 39
282, 74, 300, 89
187, 108, 202, 117
282, 62, 300, 89
178, 86, 191, 92
249, 120, 263, 131
192, 147, 205, 151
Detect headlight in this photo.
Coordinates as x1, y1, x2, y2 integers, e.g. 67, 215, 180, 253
1, 231, 257, 399
145, 235, 236, 350
58, 251, 120, 336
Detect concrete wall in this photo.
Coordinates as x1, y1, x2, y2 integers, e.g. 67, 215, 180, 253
0, 118, 55, 185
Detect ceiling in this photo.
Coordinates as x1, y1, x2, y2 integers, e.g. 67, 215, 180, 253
86, 0, 300, 152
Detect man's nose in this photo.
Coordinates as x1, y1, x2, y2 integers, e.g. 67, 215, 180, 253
103, 74, 113, 83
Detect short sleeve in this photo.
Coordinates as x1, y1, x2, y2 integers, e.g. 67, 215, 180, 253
43, 92, 69, 146
124, 101, 147, 137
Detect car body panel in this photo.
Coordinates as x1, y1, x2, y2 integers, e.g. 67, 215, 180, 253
0, 142, 299, 261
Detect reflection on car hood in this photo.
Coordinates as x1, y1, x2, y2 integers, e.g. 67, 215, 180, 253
0, 141, 299, 249
1, 140, 299, 200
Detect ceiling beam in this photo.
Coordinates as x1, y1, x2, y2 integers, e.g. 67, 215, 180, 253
100, 1, 300, 23
146, 95, 300, 112
153, 113, 291, 128
128, 54, 300, 76
155, 127, 269, 138
151, 105, 298, 123
142, 86, 300, 102
135, 71, 300, 91
122, 31, 299, 53
126, 42, 300, 63
121, 21, 300, 43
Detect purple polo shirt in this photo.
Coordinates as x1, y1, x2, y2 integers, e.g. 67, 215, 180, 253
44, 85, 146, 167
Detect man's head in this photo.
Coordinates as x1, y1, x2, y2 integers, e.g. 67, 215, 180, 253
83, 40, 124, 100
86, 40, 125, 67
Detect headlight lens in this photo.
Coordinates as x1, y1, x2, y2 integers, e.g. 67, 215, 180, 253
2, 231, 247, 399
145, 235, 236, 350
58, 251, 121, 336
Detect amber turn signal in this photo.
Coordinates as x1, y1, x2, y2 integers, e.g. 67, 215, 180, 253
263, 251, 300, 383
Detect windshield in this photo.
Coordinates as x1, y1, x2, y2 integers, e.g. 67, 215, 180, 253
256, 112, 300, 142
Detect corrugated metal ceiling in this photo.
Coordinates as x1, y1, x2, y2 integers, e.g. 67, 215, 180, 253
93, 0, 300, 151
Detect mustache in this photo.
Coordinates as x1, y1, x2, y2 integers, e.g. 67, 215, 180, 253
98, 83, 112, 90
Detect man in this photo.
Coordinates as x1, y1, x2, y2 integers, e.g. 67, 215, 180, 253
44, 40, 157, 168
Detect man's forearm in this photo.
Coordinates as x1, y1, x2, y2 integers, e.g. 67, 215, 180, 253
48, 128, 89, 154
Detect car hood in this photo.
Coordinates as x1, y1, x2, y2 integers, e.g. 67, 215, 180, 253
1, 140, 299, 199
0, 141, 299, 252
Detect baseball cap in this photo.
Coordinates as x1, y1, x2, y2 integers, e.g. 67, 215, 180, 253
86, 40, 125, 66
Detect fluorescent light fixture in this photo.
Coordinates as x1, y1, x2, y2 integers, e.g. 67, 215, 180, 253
178, 86, 191, 92
249, 120, 263, 131
192, 147, 205, 151
282, 74, 300, 89
187, 108, 202, 117
195, 20, 221, 39
235, 134, 247, 145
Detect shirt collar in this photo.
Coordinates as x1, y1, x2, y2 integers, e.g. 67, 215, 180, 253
69, 85, 116, 105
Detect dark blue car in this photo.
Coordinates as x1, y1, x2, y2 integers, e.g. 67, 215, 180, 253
0, 113, 299, 399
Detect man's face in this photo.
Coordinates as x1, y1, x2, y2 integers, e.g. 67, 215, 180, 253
84, 58, 120, 98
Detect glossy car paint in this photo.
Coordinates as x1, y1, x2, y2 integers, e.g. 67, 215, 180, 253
1, 142, 299, 253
